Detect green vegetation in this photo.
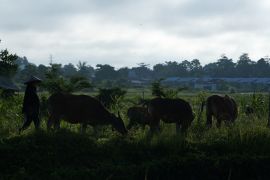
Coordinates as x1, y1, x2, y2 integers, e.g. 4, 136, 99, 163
96, 87, 126, 109
2, 26, 270, 179
0, 49, 18, 78
1, 91, 270, 179
42, 63, 92, 94
11, 53, 270, 92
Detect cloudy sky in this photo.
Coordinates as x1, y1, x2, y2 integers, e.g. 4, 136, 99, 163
0, 0, 270, 68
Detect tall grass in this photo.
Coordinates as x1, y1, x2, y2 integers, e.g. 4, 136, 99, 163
1, 92, 270, 179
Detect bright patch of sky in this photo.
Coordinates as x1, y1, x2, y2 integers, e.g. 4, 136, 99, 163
0, 0, 269, 68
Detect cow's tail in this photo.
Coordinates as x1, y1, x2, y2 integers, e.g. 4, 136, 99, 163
197, 101, 205, 122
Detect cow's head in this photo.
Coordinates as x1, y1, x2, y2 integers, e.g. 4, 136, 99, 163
110, 112, 128, 135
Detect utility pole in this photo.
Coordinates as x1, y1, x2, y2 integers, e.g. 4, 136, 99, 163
49, 54, 53, 65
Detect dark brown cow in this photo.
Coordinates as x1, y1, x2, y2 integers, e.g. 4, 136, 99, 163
199, 95, 237, 128
147, 97, 194, 133
47, 93, 127, 135
126, 106, 152, 129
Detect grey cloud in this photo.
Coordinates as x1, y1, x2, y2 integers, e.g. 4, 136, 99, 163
0, 0, 142, 32
148, 0, 267, 36
0, 0, 92, 32
1, 0, 270, 67
1, 0, 265, 35
81, 0, 269, 38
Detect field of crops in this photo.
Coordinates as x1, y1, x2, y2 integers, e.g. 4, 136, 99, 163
1, 91, 270, 179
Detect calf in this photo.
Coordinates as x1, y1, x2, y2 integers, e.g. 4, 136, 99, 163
126, 106, 152, 129
199, 95, 237, 128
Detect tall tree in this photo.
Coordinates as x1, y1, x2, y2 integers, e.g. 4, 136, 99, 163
117, 67, 129, 79
132, 63, 152, 79
95, 64, 118, 81
43, 63, 91, 94
15, 63, 38, 83
0, 49, 18, 77
179, 60, 192, 76
77, 61, 94, 79
37, 64, 49, 80
62, 63, 77, 78
153, 61, 188, 78
215, 55, 235, 77
236, 53, 255, 77
190, 59, 203, 77
203, 62, 218, 77
254, 58, 270, 77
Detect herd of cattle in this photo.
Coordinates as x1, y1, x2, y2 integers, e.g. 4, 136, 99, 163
47, 93, 239, 135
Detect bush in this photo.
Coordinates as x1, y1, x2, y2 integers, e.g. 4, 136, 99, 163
96, 87, 126, 109
151, 79, 181, 98
41, 63, 92, 94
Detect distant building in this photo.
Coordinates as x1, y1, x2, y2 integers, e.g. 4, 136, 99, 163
163, 77, 270, 91
194, 83, 217, 91
130, 80, 143, 85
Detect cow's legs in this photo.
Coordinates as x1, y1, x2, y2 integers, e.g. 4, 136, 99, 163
19, 114, 33, 133
224, 120, 232, 127
181, 120, 189, 134
206, 113, 212, 128
53, 119, 60, 130
91, 126, 101, 137
80, 123, 87, 134
149, 118, 160, 134
216, 119, 222, 128
47, 114, 60, 130
176, 122, 181, 134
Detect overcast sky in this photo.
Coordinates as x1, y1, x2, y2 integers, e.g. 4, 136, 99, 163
1, 0, 270, 68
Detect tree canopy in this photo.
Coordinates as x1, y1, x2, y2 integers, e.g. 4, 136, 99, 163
5, 53, 270, 88
0, 49, 18, 78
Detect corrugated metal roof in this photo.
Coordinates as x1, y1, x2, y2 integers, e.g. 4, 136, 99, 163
164, 77, 270, 84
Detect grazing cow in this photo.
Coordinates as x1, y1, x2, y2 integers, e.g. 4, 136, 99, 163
199, 95, 237, 128
147, 97, 194, 133
47, 93, 127, 135
126, 106, 152, 129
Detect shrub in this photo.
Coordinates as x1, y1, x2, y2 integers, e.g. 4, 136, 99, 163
96, 87, 126, 109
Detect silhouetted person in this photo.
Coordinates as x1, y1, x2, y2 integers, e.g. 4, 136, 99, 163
19, 76, 42, 133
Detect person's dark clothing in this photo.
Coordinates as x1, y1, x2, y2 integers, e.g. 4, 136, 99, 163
20, 84, 40, 131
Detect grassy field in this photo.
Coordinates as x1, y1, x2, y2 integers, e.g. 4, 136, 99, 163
1, 91, 270, 179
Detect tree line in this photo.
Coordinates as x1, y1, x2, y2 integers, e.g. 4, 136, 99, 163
2, 49, 270, 87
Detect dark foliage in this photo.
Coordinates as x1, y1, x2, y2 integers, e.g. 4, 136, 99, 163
42, 64, 92, 94
9, 53, 270, 90
96, 87, 126, 108
0, 49, 18, 78
151, 79, 166, 98
1, 131, 270, 179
